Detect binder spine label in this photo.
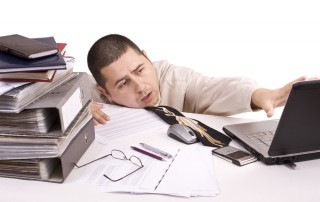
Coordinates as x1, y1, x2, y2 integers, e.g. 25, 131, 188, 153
61, 88, 82, 130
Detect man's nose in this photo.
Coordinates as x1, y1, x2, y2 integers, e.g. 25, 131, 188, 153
132, 77, 145, 93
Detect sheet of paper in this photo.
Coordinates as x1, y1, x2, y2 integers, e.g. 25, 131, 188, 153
75, 144, 220, 197
76, 145, 178, 187
155, 146, 220, 197
0, 81, 29, 96
95, 104, 169, 143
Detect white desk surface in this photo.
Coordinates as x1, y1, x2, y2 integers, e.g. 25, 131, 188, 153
1, 112, 320, 202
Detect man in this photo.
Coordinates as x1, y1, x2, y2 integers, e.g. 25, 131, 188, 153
87, 34, 310, 126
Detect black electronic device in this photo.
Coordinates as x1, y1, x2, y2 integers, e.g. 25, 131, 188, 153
212, 146, 257, 166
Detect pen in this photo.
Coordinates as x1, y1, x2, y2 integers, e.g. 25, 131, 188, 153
131, 146, 165, 161
139, 143, 173, 159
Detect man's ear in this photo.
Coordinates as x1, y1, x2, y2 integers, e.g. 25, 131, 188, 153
97, 86, 113, 103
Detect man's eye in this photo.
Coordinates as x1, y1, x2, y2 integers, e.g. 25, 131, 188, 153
138, 67, 144, 73
118, 81, 127, 88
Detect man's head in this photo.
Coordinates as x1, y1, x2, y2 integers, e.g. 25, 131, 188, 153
87, 34, 160, 108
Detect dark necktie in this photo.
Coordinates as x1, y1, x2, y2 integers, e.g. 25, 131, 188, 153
145, 106, 231, 147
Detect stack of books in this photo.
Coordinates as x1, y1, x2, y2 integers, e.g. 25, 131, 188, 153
0, 41, 67, 82
0, 34, 95, 183
0, 34, 67, 82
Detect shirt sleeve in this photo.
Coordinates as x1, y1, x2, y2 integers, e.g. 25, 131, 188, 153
182, 69, 260, 116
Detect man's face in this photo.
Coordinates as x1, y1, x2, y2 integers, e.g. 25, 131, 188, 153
99, 48, 160, 108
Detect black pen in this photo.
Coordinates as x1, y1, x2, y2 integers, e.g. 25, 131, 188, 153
139, 143, 173, 159
131, 146, 165, 161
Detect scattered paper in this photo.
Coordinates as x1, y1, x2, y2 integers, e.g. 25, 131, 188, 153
95, 104, 169, 143
0, 81, 29, 96
75, 144, 220, 197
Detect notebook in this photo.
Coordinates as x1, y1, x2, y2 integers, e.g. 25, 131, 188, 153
0, 34, 58, 59
223, 79, 320, 165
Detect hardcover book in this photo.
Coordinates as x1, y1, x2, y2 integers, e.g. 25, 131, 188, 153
0, 43, 66, 82
0, 37, 66, 73
0, 70, 56, 82
0, 34, 58, 59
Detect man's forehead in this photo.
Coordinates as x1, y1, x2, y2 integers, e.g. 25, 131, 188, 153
108, 49, 143, 69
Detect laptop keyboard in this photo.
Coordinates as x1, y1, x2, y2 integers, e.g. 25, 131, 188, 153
246, 131, 275, 147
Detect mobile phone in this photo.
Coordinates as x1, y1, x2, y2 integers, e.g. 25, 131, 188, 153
212, 146, 257, 166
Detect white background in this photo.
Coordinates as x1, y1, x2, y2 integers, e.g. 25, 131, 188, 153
2, 0, 320, 89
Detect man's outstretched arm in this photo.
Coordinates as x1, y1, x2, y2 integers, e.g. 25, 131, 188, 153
251, 76, 318, 117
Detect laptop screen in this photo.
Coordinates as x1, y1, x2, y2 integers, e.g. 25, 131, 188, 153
269, 80, 320, 156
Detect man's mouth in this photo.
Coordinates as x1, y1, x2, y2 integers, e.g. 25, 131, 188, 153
141, 92, 153, 104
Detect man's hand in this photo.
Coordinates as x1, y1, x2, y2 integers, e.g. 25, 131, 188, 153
251, 76, 318, 117
90, 102, 110, 126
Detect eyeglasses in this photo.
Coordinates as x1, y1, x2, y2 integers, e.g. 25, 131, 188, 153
73, 149, 144, 182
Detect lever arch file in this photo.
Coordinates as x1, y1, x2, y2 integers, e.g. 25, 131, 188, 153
0, 114, 95, 183
0, 100, 92, 159
0, 67, 74, 113
0, 72, 92, 136
25, 72, 92, 135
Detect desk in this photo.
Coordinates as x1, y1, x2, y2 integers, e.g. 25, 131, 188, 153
1, 112, 320, 202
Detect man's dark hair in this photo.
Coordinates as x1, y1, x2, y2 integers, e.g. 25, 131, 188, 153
87, 34, 142, 89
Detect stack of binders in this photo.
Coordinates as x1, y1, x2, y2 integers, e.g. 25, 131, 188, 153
0, 35, 95, 183
0, 73, 95, 182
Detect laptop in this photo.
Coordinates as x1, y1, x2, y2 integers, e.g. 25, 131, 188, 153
223, 79, 320, 165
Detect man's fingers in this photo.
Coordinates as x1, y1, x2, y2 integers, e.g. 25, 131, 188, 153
90, 102, 110, 125
266, 108, 274, 118
93, 110, 110, 125
261, 101, 275, 118
90, 102, 104, 110
93, 119, 100, 126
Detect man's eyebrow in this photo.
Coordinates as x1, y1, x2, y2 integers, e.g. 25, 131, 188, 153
113, 63, 144, 87
131, 63, 144, 73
